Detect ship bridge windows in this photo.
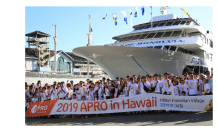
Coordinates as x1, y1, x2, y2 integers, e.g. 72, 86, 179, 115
125, 35, 135, 41
131, 35, 141, 40
172, 21, 181, 25
152, 23, 160, 28
157, 22, 166, 27
165, 21, 174, 26
154, 32, 164, 38
144, 24, 151, 29
179, 21, 186, 25
146, 33, 156, 39
162, 31, 173, 37
171, 31, 183, 37
185, 21, 191, 25
138, 33, 149, 39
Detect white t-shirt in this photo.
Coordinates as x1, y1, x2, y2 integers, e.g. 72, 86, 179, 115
161, 79, 170, 94
204, 83, 211, 94
68, 90, 74, 99
32, 98, 38, 103
187, 79, 198, 95
198, 79, 203, 94
87, 90, 94, 101
114, 88, 119, 98
128, 83, 138, 97
94, 86, 99, 93
122, 87, 128, 96
50, 90, 57, 100
139, 82, 150, 94
151, 80, 162, 93
105, 88, 110, 96
58, 87, 68, 99
40, 92, 47, 101
98, 87, 103, 98
46, 90, 51, 100
78, 86, 86, 96
178, 83, 188, 96
169, 85, 179, 96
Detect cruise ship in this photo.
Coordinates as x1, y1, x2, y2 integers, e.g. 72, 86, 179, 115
73, 7, 213, 80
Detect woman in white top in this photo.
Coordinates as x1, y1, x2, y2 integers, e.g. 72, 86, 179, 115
118, 90, 125, 98
40, 87, 48, 101
202, 78, 211, 95
178, 78, 188, 96
67, 84, 73, 100
50, 86, 57, 100
104, 84, 111, 99
169, 80, 179, 96
151, 74, 162, 94
122, 82, 129, 96
31, 94, 38, 103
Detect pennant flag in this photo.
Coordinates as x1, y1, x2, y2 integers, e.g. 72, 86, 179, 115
102, 14, 107, 24
141, 6, 144, 16
184, 12, 187, 13
129, 9, 133, 28
121, 11, 128, 24
112, 13, 117, 26
89, 15, 93, 42
134, 7, 138, 17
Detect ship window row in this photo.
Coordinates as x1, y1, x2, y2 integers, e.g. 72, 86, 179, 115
147, 45, 194, 55
115, 31, 184, 43
133, 20, 192, 31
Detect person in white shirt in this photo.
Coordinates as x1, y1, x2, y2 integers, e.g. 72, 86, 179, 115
118, 90, 125, 98
178, 78, 188, 96
138, 76, 150, 94
205, 71, 213, 94
183, 72, 189, 82
198, 74, 204, 94
40, 87, 48, 101
169, 80, 179, 96
202, 78, 211, 95
86, 86, 94, 101
26, 98, 31, 111
57, 81, 68, 100
114, 83, 119, 98
161, 73, 171, 95
46, 86, 51, 101
104, 84, 111, 99
67, 83, 73, 100
31, 94, 38, 103
128, 78, 138, 97
78, 82, 87, 100
186, 74, 199, 96
122, 82, 128, 97
151, 74, 162, 94
50, 85, 57, 100
70, 80, 74, 90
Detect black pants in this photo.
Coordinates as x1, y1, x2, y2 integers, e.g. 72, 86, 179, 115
106, 96, 110, 99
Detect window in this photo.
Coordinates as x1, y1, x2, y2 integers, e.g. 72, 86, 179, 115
134, 26, 141, 30
138, 25, 147, 30
138, 33, 149, 39
163, 46, 170, 50
125, 36, 135, 41
154, 46, 162, 49
146, 33, 156, 39
162, 31, 173, 37
179, 21, 186, 25
185, 21, 191, 25
154, 32, 164, 38
171, 31, 182, 37
120, 37, 128, 42
144, 24, 151, 29
169, 46, 177, 51
177, 47, 186, 53
165, 22, 174, 26
115, 40, 121, 43
152, 23, 159, 27
172, 21, 181, 25
131, 35, 141, 40
146, 46, 154, 48
158, 22, 166, 27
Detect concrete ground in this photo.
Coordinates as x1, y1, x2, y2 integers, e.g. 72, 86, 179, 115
25, 111, 213, 126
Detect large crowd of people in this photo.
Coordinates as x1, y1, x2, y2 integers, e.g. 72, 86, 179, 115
25, 70, 213, 118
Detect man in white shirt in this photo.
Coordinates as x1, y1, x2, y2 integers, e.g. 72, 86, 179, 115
128, 77, 138, 96
205, 71, 213, 94
186, 74, 199, 96
70, 80, 74, 90
138, 76, 150, 94
57, 81, 68, 99
169, 80, 179, 96
161, 72, 171, 95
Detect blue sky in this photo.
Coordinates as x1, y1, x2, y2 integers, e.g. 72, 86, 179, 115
25, 6, 213, 52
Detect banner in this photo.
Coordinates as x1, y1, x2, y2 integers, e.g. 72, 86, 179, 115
26, 93, 213, 117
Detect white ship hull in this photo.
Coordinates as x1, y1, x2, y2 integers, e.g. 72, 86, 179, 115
73, 46, 212, 79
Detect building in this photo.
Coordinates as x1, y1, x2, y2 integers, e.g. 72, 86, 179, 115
25, 48, 106, 75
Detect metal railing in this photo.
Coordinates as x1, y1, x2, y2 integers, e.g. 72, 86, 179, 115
26, 38, 49, 42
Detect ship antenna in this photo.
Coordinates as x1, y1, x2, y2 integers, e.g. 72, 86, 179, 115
150, 6, 152, 29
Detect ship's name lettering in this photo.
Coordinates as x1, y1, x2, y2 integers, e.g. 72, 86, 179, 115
191, 57, 205, 65
119, 40, 185, 46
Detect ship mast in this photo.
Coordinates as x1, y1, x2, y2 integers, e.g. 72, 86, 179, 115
87, 15, 91, 75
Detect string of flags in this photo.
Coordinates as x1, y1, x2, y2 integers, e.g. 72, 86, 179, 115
179, 7, 195, 20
